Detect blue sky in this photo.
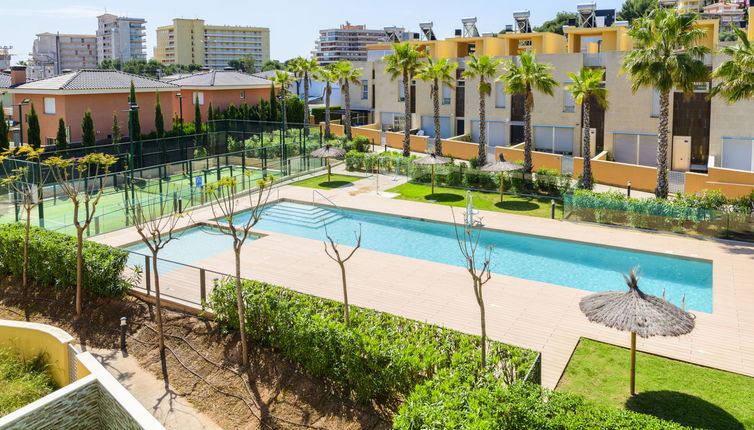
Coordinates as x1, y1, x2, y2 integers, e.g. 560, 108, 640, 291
1, 0, 623, 64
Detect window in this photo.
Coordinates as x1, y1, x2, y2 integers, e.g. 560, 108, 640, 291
495, 82, 506, 108
651, 89, 660, 118
399, 82, 405, 102
240, 90, 245, 99
43, 97, 56, 115
361, 80, 369, 99
194, 92, 204, 105
442, 84, 452, 105
564, 88, 575, 113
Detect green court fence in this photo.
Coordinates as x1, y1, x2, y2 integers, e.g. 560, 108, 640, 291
0, 120, 328, 235
564, 193, 754, 241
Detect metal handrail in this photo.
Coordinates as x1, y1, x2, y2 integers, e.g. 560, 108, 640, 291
312, 189, 340, 211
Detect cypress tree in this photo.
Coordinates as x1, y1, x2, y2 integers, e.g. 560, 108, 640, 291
56, 118, 68, 150
269, 84, 278, 122
0, 101, 9, 150
155, 91, 164, 138
27, 103, 41, 149
207, 102, 214, 131
112, 112, 121, 144
194, 94, 202, 133
82, 110, 95, 147
128, 81, 141, 140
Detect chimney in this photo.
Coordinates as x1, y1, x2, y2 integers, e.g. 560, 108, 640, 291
10, 65, 26, 87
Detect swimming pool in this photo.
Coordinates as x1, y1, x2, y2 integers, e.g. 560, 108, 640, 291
234, 202, 713, 313
125, 225, 242, 272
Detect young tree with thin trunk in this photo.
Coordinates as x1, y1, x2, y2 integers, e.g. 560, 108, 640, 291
204, 174, 274, 368
82, 110, 95, 147
0, 146, 45, 296
290, 57, 319, 133
323, 225, 362, 326
0, 101, 9, 151
132, 196, 183, 374
453, 210, 493, 369
315, 65, 338, 139
417, 57, 458, 155
56, 118, 68, 151
566, 67, 609, 190
112, 112, 121, 144
499, 50, 558, 174
622, 9, 709, 198
384, 43, 424, 156
44, 153, 118, 316
27, 104, 40, 149
463, 55, 503, 165
333, 60, 363, 141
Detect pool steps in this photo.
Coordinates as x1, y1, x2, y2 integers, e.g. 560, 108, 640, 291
262, 201, 344, 228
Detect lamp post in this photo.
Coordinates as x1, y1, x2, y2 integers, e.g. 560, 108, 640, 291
278, 92, 287, 173
176, 92, 183, 135
16, 98, 29, 146
126, 102, 139, 206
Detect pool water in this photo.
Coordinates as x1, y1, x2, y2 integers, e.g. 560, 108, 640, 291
125, 225, 241, 272
234, 202, 713, 313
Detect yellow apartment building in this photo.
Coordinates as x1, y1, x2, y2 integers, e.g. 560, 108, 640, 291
154, 19, 270, 69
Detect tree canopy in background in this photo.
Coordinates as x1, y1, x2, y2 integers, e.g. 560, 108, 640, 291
98, 59, 203, 79
534, 12, 577, 35
261, 59, 285, 72
617, 0, 659, 23
228, 55, 258, 73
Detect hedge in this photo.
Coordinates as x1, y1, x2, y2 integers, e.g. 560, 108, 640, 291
0, 223, 130, 297
312, 106, 342, 124
208, 279, 537, 404
394, 370, 689, 429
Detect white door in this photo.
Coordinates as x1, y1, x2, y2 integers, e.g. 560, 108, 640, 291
672, 136, 691, 172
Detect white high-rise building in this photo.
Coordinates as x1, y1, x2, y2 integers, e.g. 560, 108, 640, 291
96, 14, 147, 64
312, 22, 391, 65
29, 33, 98, 80
0, 46, 11, 70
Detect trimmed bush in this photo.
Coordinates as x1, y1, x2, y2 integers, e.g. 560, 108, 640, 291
312, 106, 342, 124
394, 372, 689, 429
0, 223, 130, 297
209, 279, 537, 404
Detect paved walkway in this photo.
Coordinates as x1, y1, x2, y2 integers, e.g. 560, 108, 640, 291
96, 174, 754, 389
89, 348, 221, 430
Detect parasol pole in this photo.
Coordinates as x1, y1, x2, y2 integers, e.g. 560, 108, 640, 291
499, 172, 504, 203
431, 164, 435, 194
630, 331, 637, 396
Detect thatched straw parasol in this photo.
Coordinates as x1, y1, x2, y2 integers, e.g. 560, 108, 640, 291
579, 268, 695, 396
481, 153, 523, 202
311, 145, 347, 182
413, 154, 451, 194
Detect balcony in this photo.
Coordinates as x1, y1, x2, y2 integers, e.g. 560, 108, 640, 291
583, 53, 605, 67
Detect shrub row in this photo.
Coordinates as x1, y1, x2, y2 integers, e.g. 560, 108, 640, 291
208, 279, 537, 404
0, 223, 130, 297
394, 370, 689, 429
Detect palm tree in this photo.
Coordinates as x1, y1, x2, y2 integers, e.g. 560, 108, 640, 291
711, 26, 754, 103
499, 50, 558, 174
463, 55, 503, 165
384, 42, 424, 156
417, 57, 458, 155
290, 57, 319, 135
566, 68, 609, 190
622, 9, 709, 198
333, 60, 363, 140
271, 70, 296, 132
315, 64, 339, 139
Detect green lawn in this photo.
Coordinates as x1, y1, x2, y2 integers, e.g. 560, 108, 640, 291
291, 174, 362, 190
557, 338, 754, 430
0, 348, 56, 415
386, 183, 562, 219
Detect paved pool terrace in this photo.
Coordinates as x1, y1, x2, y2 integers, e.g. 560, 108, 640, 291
96, 173, 754, 389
